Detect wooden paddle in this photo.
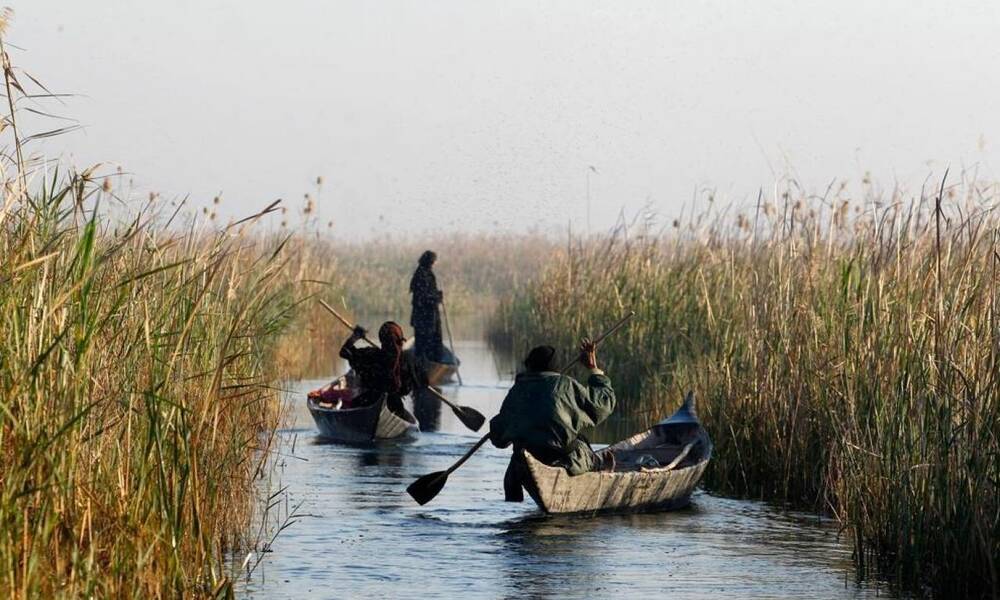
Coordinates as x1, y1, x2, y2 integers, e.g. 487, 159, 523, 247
406, 310, 636, 506
318, 300, 486, 432
440, 300, 463, 386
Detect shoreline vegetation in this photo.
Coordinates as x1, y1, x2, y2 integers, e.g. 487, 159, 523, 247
488, 177, 1000, 599
6, 153, 996, 600
1, 169, 299, 595
0, 65, 549, 595
0, 27, 309, 594
273, 235, 557, 381
3, 17, 995, 599
327, 235, 555, 315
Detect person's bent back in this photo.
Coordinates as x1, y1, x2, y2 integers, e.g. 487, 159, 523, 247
489, 340, 616, 477
339, 321, 417, 418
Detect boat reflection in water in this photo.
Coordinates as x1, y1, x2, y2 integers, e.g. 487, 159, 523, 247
239, 317, 897, 599
356, 446, 406, 470
498, 516, 604, 599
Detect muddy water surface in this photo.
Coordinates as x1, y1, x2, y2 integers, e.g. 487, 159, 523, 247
237, 321, 898, 599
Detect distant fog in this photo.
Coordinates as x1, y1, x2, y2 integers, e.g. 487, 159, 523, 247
10, 0, 1000, 238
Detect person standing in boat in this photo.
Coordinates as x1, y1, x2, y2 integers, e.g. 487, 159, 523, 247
339, 321, 422, 419
409, 250, 444, 362
488, 340, 616, 501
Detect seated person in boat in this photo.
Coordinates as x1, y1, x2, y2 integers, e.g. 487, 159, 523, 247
339, 321, 422, 418
489, 340, 616, 500
409, 250, 445, 362
307, 372, 358, 409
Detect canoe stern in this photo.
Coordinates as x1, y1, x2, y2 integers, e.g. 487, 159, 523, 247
307, 396, 417, 443
520, 452, 709, 514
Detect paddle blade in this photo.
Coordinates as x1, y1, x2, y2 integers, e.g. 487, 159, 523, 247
407, 470, 449, 505
453, 405, 486, 432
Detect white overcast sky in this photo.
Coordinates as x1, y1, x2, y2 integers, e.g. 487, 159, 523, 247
8, 1, 1000, 237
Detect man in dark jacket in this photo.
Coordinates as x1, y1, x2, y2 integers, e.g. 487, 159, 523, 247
489, 339, 616, 501
409, 250, 444, 361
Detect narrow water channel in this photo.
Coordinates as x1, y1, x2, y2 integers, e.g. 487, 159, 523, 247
237, 316, 899, 599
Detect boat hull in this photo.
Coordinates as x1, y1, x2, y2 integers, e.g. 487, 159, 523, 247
518, 392, 713, 515
423, 361, 458, 386
520, 452, 709, 514
307, 397, 418, 443
406, 346, 460, 386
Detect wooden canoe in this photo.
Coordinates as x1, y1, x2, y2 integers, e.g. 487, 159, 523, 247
422, 360, 458, 386
518, 392, 712, 515
306, 378, 418, 443
407, 346, 460, 386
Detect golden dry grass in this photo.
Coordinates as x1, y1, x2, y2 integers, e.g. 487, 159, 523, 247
490, 176, 1000, 598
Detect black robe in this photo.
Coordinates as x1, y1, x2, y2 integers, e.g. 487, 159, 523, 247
339, 343, 420, 417
409, 265, 443, 361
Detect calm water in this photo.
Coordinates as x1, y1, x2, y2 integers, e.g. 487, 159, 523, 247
236, 326, 898, 599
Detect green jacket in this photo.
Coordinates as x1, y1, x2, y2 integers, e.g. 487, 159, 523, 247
489, 370, 616, 475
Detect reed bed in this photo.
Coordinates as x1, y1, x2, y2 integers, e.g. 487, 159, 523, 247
490, 178, 1000, 598
328, 235, 556, 316
0, 164, 306, 597
0, 24, 338, 595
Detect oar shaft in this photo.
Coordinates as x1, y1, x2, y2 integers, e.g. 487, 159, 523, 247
318, 299, 378, 346
447, 433, 490, 475
592, 310, 636, 345
441, 300, 463, 386
425, 385, 458, 410
558, 311, 635, 373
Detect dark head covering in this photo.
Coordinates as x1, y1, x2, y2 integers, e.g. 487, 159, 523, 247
524, 345, 557, 372
418, 250, 437, 268
379, 321, 406, 390
379, 321, 405, 348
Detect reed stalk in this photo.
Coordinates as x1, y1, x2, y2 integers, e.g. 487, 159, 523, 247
0, 31, 307, 595
489, 178, 1000, 599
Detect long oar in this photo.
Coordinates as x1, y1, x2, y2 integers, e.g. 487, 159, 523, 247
318, 300, 486, 432
440, 299, 463, 386
406, 310, 636, 506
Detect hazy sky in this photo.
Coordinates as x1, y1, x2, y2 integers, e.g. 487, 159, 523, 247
10, 1, 1000, 237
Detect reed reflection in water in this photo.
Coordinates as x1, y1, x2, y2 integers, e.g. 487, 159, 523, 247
238, 320, 898, 599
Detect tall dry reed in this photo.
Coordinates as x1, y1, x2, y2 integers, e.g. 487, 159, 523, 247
1, 177, 303, 597
490, 177, 999, 598
328, 235, 556, 316
0, 25, 305, 595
